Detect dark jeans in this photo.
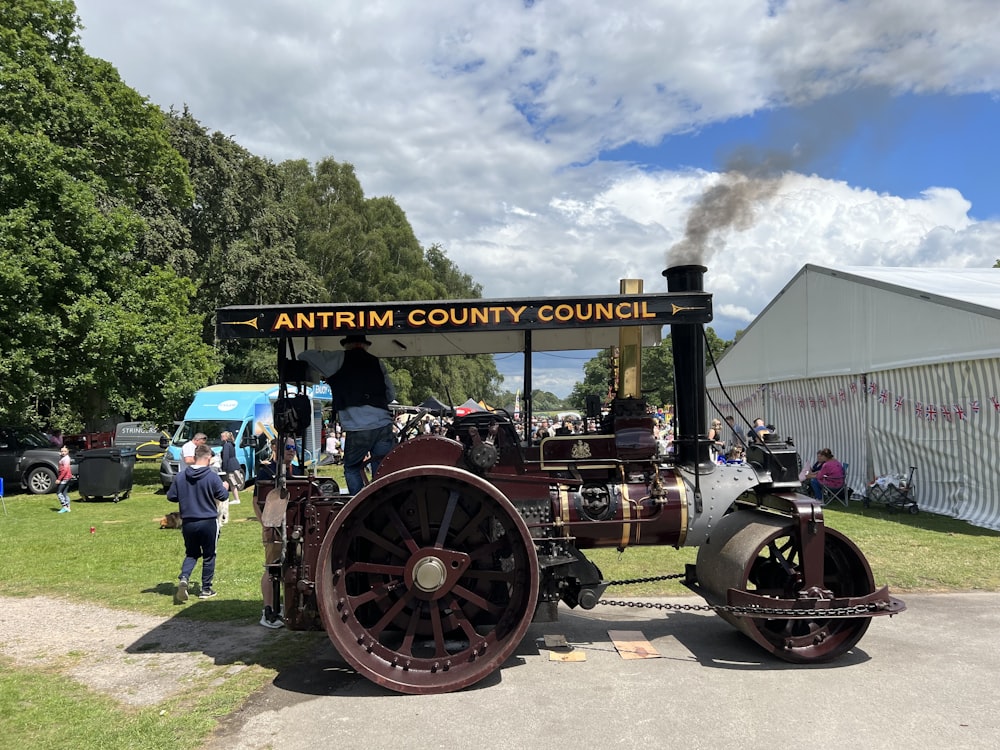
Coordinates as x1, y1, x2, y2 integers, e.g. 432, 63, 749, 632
179, 517, 220, 589
343, 424, 396, 495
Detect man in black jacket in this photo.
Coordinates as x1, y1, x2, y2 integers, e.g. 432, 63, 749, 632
168, 443, 229, 603
300, 334, 396, 495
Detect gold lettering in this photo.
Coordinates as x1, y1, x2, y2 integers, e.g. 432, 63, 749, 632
507, 306, 527, 323
595, 303, 614, 320
640, 301, 655, 319
471, 307, 489, 324
616, 302, 634, 319
370, 310, 393, 328
335, 311, 357, 328
408, 309, 426, 326
427, 308, 449, 326
273, 313, 295, 331
295, 312, 315, 330
554, 304, 573, 322
538, 305, 554, 322
574, 304, 593, 321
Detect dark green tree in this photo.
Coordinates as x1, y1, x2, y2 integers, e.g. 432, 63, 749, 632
0, 0, 217, 428
279, 157, 500, 403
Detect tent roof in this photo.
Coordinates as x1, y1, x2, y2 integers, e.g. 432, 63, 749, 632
715, 264, 1000, 385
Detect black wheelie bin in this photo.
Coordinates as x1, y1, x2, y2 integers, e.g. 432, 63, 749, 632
77, 446, 136, 502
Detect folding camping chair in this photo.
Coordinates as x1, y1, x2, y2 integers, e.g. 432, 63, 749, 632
821, 462, 851, 507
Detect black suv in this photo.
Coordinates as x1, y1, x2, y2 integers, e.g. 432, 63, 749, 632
0, 426, 76, 494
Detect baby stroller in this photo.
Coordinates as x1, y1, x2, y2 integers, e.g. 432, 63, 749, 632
865, 466, 918, 514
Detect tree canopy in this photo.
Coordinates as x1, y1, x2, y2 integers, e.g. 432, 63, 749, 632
5, 1, 742, 430
0, 0, 217, 430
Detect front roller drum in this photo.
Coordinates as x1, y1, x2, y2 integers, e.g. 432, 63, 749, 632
696, 511, 875, 662
316, 465, 540, 694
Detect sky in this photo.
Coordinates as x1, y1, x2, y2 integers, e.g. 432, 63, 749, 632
71, 0, 1000, 397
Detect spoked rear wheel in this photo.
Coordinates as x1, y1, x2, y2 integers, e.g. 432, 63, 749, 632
697, 511, 875, 662
317, 466, 539, 694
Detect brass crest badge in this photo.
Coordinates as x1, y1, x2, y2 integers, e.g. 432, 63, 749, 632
570, 440, 592, 459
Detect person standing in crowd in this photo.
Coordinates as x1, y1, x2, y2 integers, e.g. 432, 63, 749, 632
55, 446, 73, 513
254, 453, 285, 629
182, 432, 207, 465
220, 431, 242, 506
168, 443, 229, 603
707, 418, 725, 458
300, 334, 396, 495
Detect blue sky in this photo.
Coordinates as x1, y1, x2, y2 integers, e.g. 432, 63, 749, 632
72, 0, 1000, 397
607, 92, 1000, 221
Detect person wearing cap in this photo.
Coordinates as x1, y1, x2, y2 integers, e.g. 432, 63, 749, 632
299, 334, 396, 494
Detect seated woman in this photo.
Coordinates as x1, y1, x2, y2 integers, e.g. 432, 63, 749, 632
805, 448, 845, 500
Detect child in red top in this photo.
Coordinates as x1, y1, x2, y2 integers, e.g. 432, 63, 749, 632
56, 446, 73, 513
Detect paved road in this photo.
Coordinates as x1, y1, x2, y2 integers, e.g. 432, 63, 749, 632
206, 593, 1000, 750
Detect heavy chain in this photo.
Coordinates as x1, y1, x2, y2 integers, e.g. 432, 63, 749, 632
600, 573, 885, 618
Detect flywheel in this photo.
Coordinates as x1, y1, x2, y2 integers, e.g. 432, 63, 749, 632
316, 465, 539, 694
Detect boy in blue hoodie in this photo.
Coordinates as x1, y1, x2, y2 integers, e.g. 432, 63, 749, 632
168, 443, 230, 603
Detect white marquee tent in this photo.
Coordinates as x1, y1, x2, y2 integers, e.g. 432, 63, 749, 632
707, 264, 1000, 530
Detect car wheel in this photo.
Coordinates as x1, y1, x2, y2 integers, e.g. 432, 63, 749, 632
27, 466, 56, 494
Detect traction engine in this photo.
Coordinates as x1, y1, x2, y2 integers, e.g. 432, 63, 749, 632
252, 265, 904, 694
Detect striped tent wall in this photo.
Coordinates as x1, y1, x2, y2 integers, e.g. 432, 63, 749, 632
769, 375, 868, 495
866, 358, 1000, 529
707, 356, 1000, 530
708, 376, 868, 495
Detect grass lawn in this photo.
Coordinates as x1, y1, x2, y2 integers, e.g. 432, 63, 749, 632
1, 461, 998, 749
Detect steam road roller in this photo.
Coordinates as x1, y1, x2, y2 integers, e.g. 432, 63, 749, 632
216, 265, 904, 694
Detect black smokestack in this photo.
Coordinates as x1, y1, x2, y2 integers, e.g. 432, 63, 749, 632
663, 264, 713, 472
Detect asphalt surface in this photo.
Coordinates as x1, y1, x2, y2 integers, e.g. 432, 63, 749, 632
205, 593, 1000, 750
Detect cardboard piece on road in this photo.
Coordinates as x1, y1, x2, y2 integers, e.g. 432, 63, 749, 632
608, 630, 661, 660
549, 649, 587, 662
537, 634, 586, 662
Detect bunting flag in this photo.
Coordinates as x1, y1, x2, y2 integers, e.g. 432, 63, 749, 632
733, 376, 995, 432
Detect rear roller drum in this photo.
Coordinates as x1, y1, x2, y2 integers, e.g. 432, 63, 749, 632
696, 511, 875, 662
316, 466, 539, 694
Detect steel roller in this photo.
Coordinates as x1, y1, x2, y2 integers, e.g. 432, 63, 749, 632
695, 510, 875, 663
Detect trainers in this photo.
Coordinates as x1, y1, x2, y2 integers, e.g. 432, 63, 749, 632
58, 506, 70, 513
174, 579, 189, 604
259, 608, 284, 629
198, 588, 218, 599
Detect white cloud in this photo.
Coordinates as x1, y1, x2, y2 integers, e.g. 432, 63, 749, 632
71, 0, 1000, 395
